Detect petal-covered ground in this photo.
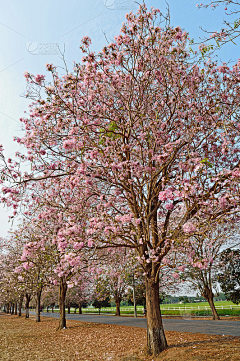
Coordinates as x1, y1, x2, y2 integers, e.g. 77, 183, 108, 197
0, 314, 239, 360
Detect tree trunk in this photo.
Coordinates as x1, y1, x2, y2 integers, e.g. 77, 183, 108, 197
15, 302, 18, 315
18, 295, 23, 317
11, 303, 14, 315
78, 303, 82, 314
145, 276, 168, 355
67, 306, 70, 314
208, 297, 220, 320
51, 305, 54, 313
115, 299, 121, 316
203, 287, 220, 320
6, 303, 10, 313
25, 293, 31, 319
98, 308, 100, 315
58, 277, 67, 329
35, 287, 42, 322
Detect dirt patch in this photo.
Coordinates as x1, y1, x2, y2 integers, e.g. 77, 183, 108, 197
0, 314, 239, 360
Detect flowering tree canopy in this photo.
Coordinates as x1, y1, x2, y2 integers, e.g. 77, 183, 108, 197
1, 4, 240, 355
197, 1, 240, 50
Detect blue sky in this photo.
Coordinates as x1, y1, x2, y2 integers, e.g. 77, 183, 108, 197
0, 0, 239, 237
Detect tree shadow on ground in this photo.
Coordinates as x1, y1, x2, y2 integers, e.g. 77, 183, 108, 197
67, 322, 102, 329
169, 335, 238, 349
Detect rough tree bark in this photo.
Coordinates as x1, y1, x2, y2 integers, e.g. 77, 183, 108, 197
15, 302, 18, 315
18, 294, 24, 317
78, 302, 82, 314
25, 293, 31, 319
51, 304, 55, 313
11, 303, 14, 315
203, 286, 220, 320
145, 275, 168, 355
67, 306, 71, 314
35, 287, 42, 322
115, 298, 121, 316
143, 196, 168, 355
57, 277, 68, 329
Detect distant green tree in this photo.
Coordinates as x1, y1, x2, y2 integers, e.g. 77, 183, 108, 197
213, 293, 226, 302
179, 296, 189, 304
92, 297, 111, 314
159, 292, 167, 305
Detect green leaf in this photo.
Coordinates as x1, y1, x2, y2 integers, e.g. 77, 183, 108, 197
200, 158, 213, 168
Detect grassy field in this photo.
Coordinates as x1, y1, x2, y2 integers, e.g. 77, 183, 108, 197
160, 300, 238, 309
43, 301, 240, 317
1, 314, 240, 360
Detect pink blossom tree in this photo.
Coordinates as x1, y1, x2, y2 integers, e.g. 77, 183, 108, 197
93, 249, 134, 316
20, 212, 94, 328
0, 237, 28, 317
65, 272, 93, 314
14, 231, 56, 322
70, 276, 93, 314
177, 222, 240, 319
197, 1, 240, 49
41, 285, 58, 312
1, 4, 240, 355
0, 171, 98, 328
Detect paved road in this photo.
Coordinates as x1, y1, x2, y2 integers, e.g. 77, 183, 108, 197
36, 312, 240, 337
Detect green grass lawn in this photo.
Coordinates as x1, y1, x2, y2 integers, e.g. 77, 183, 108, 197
159, 300, 238, 309
42, 300, 240, 316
